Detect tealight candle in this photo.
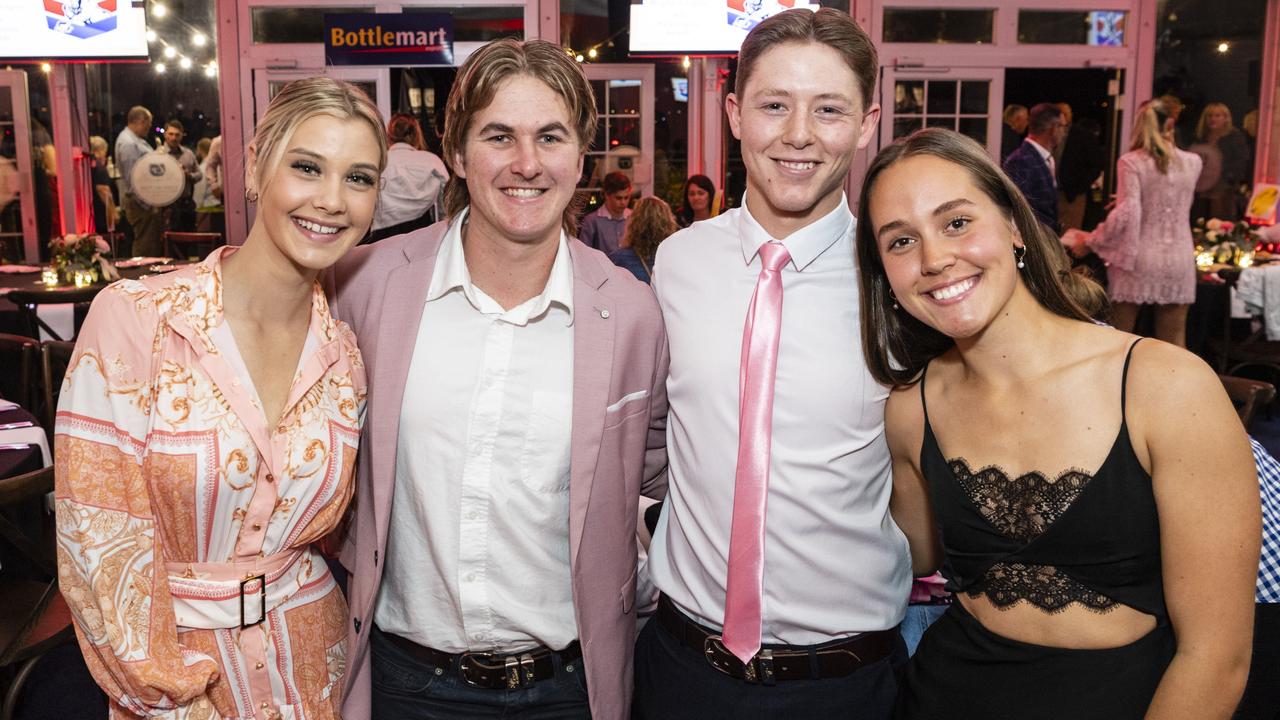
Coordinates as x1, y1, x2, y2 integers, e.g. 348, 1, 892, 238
73, 270, 91, 288
42, 267, 59, 286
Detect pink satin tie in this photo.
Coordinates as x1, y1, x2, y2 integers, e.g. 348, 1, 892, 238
723, 240, 791, 664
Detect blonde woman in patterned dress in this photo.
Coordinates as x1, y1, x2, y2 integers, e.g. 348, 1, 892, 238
55, 77, 386, 719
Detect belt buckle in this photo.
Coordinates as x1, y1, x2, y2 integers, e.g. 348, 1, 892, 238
239, 573, 267, 628
503, 653, 537, 689
702, 636, 775, 685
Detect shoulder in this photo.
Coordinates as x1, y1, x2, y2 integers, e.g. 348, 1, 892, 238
885, 382, 926, 458
575, 241, 661, 323
1124, 338, 1232, 435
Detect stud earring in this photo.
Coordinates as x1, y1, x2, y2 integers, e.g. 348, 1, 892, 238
1014, 245, 1026, 269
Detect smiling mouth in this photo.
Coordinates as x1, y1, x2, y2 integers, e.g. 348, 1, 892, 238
504, 188, 546, 198
776, 160, 818, 171
293, 217, 342, 235
927, 276, 978, 301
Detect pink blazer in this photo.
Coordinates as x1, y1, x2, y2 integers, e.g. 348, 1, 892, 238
326, 222, 669, 720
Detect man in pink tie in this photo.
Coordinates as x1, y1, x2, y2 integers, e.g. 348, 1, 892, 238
636, 9, 912, 718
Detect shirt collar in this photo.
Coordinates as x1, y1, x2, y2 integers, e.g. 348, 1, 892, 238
597, 205, 631, 222
738, 190, 854, 271
1026, 138, 1053, 162
426, 207, 575, 326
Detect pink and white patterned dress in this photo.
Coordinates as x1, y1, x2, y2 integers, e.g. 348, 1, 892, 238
1089, 148, 1202, 305
55, 247, 365, 719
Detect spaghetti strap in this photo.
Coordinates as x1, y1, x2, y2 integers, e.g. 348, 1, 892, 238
1120, 339, 1142, 418
920, 364, 931, 425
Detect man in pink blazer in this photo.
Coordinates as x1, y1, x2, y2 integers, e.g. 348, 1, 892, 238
327, 39, 667, 719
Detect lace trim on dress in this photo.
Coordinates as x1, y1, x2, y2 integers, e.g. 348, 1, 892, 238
948, 458, 1118, 614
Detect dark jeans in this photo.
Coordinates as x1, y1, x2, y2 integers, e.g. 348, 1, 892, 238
370, 626, 591, 719
633, 613, 905, 720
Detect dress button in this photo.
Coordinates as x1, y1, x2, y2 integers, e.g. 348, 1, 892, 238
265, 474, 274, 483
255, 661, 264, 669
253, 523, 262, 531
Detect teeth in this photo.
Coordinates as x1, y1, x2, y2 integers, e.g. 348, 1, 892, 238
778, 160, 817, 171
296, 218, 340, 234
504, 188, 544, 198
930, 277, 976, 301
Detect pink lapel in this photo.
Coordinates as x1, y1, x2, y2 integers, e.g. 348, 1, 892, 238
568, 242, 614, 566
366, 227, 445, 546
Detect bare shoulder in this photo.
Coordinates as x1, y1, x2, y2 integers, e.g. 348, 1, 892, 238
1124, 338, 1225, 415
885, 381, 926, 464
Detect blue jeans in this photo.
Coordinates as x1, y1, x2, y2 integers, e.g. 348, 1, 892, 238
370, 626, 591, 719
899, 604, 949, 656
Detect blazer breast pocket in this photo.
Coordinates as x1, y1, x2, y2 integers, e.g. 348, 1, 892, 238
604, 389, 650, 428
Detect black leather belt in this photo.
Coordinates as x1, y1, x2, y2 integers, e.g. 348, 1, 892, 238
382, 630, 582, 690
656, 595, 897, 685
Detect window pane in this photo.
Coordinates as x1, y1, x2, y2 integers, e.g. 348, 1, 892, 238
960, 81, 989, 114
926, 117, 956, 130
590, 80, 607, 114
610, 118, 640, 148
894, 117, 923, 139
882, 9, 993, 44
607, 82, 641, 116
926, 81, 957, 115
895, 81, 924, 114
958, 118, 988, 144
403, 6, 523, 43
1018, 11, 1127, 46
251, 7, 372, 44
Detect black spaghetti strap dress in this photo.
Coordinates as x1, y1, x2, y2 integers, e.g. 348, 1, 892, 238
896, 340, 1176, 719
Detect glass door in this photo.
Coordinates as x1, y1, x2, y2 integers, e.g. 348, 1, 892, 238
251, 65, 391, 125
879, 66, 1003, 161
0, 70, 37, 262
581, 64, 656, 200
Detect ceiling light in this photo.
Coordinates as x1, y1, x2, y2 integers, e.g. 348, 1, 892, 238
1217, 42, 1230, 53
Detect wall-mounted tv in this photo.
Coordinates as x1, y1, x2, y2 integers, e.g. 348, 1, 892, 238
630, 0, 822, 56
0, 0, 149, 61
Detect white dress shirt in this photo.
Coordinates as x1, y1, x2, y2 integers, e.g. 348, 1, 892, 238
648, 197, 911, 645
374, 208, 577, 652
372, 143, 450, 231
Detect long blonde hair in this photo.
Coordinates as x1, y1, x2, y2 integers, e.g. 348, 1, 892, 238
621, 197, 677, 264
1130, 99, 1176, 174
1195, 102, 1234, 141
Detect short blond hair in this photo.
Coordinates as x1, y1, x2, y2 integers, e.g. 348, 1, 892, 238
441, 38, 597, 232
1195, 102, 1234, 141
247, 77, 388, 196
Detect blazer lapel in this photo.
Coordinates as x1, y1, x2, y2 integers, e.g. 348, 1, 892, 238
569, 244, 614, 567
367, 236, 442, 544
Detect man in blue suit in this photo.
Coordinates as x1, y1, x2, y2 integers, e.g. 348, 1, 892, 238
1002, 103, 1067, 234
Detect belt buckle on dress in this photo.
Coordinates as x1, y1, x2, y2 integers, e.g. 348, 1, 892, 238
239, 573, 267, 628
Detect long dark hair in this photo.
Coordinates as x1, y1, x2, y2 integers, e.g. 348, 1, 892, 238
855, 128, 1097, 388
676, 174, 716, 226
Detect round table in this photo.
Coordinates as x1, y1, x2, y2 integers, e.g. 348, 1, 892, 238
0, 405, 42, 480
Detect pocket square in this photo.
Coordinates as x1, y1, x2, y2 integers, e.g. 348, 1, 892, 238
605, 390, 649, 414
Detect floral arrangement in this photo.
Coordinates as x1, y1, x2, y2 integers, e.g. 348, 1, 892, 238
49, 233, 116, 284
1193, 218, 1264, 267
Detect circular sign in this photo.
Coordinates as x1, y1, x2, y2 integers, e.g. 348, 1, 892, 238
130, 151, 185, 208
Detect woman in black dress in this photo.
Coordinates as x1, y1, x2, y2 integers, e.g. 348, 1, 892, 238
854, 128, 1258, 719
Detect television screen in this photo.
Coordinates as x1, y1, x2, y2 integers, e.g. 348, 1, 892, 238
671, 77, 689, 102
630, 0, 822, 56
1086, 11, 1125, 47
0, 0, 149, 61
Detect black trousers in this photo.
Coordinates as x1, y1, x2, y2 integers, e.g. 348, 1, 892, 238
632, 615, 904, 720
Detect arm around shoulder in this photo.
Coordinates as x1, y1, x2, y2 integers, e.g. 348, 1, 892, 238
1126, 342, 1258, 718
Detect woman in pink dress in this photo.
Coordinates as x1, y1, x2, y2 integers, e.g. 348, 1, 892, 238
55, 77, 386, 719
1075, 99, 1202, 347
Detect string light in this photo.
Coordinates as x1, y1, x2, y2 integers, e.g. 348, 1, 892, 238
192, 32, 207, 47
204, 63, 217, 77
179, 56, 192, 70
587, 48, 598, 59
155, 62, 167, 74
41, 63, 51, 73
1217, 41, 1230, 53
163, 45, 177, 58
575, 54, 584, 62
145, 29, 156, 42
152, 3, 167, 18
682, 55, 691, 70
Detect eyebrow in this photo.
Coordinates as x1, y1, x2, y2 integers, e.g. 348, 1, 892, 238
753, 88, 853, 103
286, 147, 379, 173
875, 198, 977, 240
475, 121, 571, 136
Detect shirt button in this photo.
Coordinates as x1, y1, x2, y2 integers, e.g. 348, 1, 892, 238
600, 309, 610, 319
466, 511, 479, 521
465, 573, 476, 582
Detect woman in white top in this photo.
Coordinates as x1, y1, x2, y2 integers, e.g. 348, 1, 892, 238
371, 113, 449, 237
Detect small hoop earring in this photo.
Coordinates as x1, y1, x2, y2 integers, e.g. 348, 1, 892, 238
1013, 245, 1026, 269
888, 288, 899, 310
246, 189, 259, 203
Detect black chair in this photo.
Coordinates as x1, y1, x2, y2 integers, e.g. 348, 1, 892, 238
1218, 374, 1276, 430
0, 466, 75, 720
40, 341, 76, 443
163, 231, 222, 261
4, 286, 102, 342
0, 334, 39, 411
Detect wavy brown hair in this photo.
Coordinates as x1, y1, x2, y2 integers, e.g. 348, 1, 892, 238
855, 128, 1097, 388
621, 196, 676, 264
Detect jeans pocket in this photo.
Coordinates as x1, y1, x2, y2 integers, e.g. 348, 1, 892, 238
371, 632, 439, 695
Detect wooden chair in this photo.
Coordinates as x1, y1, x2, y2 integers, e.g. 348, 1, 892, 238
40, 341, 76, 442
0, 466, 75, 720
163, 231, 222, 261
0, 334, 39, 411
1218, 374, 1277, 430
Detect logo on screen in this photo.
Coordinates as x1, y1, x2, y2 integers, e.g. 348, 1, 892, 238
44, 0, 120, 39
726, 0, 797, 31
